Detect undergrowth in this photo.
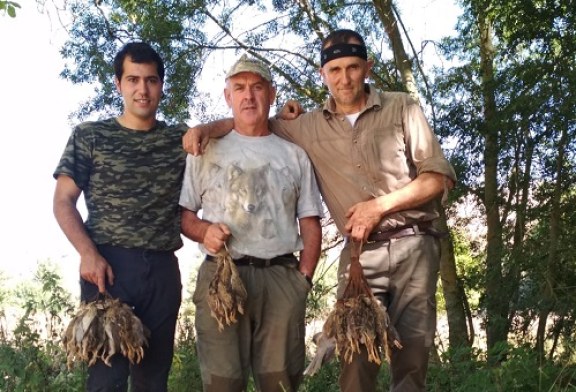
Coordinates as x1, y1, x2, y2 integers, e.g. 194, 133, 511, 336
0, 263, 575, 391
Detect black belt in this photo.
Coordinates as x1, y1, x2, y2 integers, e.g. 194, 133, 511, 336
367, 222, 442, 243
205, 253, 296, 268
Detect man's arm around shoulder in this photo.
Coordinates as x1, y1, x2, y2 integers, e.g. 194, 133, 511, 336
182, 101, 304, 156
182, 118, 234, 156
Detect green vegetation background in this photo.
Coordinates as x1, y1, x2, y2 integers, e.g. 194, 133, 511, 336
0, 262, 574, 392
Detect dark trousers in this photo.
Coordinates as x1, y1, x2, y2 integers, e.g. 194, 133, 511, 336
81, 245, 182, 392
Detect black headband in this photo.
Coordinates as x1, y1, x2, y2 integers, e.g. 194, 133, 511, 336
320, 43, 368, 67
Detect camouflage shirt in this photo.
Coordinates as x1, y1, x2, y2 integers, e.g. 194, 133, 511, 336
53, 118, 188, 251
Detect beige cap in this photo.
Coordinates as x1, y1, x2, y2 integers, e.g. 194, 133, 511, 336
225, 53, 272, 82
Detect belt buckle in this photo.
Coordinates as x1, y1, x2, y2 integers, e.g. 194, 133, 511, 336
246, 256, 271, 267
366, 235, 378, 244
366, 231, 388, 244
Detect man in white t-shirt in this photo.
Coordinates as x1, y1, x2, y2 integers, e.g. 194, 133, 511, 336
179, 54, 323, 392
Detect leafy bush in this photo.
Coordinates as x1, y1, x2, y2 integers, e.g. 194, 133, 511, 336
0, 262, 85, 391
427, 344, 576, 392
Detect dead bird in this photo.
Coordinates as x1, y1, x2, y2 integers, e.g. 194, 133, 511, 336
207, 247, 248, 331
62, 293, 149, 369
321, 240, 402, 366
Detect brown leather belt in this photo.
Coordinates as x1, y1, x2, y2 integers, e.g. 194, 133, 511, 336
367, 222, 439, 243
205, 253, 296, 268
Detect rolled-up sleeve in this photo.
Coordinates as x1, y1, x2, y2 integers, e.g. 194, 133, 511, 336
404, 101, 457, 184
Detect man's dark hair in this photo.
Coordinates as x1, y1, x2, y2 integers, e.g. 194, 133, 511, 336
113, 42, 165, 82
321, 29, 367, 50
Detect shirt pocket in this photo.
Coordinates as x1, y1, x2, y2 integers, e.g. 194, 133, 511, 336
365, 126, 413, 183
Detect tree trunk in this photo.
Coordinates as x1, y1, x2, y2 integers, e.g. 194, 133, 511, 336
536, 125, 567, 361
372, 0, 419, 99
437, 207, 472, 354
506, 124, 535, 335
475, 3, 509, 363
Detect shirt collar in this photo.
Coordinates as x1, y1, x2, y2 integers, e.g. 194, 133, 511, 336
322, 84, 381, 118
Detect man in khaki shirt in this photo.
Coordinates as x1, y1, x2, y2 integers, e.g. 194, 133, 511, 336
184, 29, 456, 392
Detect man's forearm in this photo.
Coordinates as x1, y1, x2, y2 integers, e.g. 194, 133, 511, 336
376, 172, 451, 217
199, 118, 234, 137
53, 198, 98, 258
297, 216, 322, 280
180, 208, 211, 243
183, 118, 235, 155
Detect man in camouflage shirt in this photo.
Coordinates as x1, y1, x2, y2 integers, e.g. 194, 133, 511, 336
53, 42, 187, 392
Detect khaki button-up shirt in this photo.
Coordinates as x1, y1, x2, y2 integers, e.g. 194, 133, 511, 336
271, 85, 456, 234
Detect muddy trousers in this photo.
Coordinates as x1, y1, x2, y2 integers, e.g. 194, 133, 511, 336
337, 235, 440, 392
193, 257, 311, 392
81, 245, 182, 392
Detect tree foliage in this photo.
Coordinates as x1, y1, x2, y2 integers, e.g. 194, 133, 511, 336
0, 1, 20, 18
433, 0, 576, 360
50, 0, 413, 122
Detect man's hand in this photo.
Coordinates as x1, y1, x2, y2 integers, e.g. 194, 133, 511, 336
277, 100, 304, 120
203, 223, 232, 254
79, 251, 114, 293
343, 173, 452, 242
182, 118, 235, 156
344, 198, 385, 242
183, 126, 209, 156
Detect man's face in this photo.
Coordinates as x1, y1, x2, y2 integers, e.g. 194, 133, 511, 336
115, 57, 163, 123
319, 45, 372, 113
224, 72, 275, 129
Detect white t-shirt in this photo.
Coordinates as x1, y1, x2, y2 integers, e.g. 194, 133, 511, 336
179, 130, 323, 259
346, 112, 360, 126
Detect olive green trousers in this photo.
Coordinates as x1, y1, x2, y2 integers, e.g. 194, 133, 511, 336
193, 257, 311, 392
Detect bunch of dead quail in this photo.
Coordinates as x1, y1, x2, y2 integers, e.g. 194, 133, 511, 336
208, 250, 247, 331
323, 241, 402, 365
62, 294, 149, 369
